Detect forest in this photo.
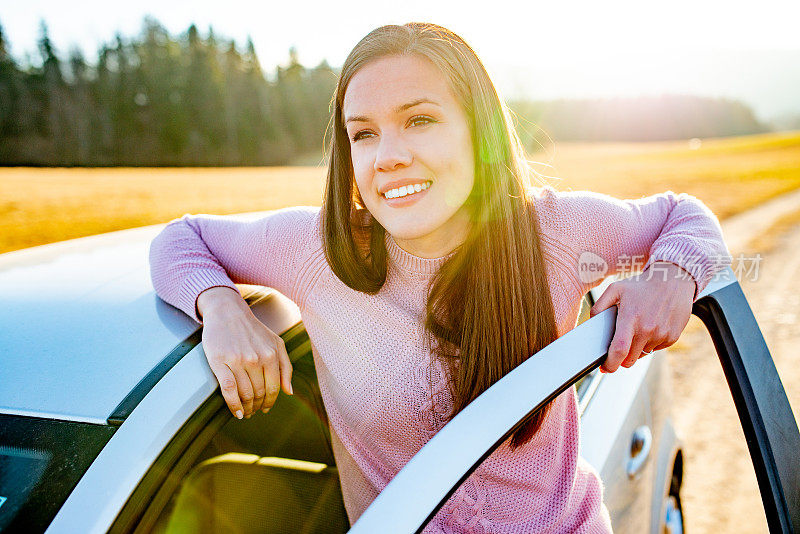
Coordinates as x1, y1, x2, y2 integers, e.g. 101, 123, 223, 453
0, 18, 769, 166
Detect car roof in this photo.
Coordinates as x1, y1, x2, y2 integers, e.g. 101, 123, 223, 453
0, 211, 291, 425
0, 222, 205, 424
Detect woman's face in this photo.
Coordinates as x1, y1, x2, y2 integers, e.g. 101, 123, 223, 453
343, 53, 475, 258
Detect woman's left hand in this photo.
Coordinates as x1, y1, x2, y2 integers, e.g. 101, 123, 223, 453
588, 261, 697, 373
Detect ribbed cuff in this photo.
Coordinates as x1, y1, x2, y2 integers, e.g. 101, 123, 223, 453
179, 270, 240, 323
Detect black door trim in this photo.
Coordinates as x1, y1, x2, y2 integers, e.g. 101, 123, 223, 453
693, 281, 800, 533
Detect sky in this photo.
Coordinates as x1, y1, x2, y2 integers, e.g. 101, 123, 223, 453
2, 0, 800, 119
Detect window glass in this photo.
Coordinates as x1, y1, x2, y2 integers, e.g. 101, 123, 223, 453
134, 330, 351, 534
576, 293, 592, 326
0, 414, 115, 531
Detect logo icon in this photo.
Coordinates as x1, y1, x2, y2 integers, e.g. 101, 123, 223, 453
577, 251, 608, 284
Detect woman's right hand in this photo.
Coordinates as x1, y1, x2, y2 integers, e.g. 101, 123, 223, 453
197, 287, 293, 419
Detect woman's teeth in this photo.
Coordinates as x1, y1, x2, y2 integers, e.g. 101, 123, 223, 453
383, 180, 432, 199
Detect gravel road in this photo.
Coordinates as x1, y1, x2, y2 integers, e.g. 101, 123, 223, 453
663, 189, 800, 533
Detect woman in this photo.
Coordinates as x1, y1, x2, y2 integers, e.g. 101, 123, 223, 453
149, 22, 731, 533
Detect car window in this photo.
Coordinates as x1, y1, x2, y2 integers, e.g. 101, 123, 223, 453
112, 324, 351, 534
0, 415, 115, 531
576, 293, 592, 326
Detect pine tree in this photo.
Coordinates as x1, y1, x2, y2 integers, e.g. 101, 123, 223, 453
0, 20, 30, 161
67, 47, 93, 161
37, 21, 69, 163
0, 21, 19, 136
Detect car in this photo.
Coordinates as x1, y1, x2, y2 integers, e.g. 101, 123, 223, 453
1, 212, 797, 534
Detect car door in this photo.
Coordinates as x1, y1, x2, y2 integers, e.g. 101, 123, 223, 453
576, 288, 661, 534
348, 266, 800, 533
94, 266, 799, 533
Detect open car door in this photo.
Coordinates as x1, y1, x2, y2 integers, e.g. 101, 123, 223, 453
349, 266, 800, 534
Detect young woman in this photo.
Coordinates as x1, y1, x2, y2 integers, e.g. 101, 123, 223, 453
149, 22, 731, 533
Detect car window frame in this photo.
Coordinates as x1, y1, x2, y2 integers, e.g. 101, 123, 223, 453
108, 320, 329, 533
575, 292, 603, 415
347, 266, 800, 534
108, 394, 228, 533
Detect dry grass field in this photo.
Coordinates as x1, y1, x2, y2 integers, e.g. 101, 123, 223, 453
528, 130, 800, 220
1, 130, 799, 254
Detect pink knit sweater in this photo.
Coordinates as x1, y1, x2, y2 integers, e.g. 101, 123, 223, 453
148, 185, 731, 533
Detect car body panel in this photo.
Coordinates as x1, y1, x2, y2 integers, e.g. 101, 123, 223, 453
649, 417, 681, 533
579, 354, 651, 477
0, 225, 198, 424
0, 211, 277, 425
580, 355, 656, 533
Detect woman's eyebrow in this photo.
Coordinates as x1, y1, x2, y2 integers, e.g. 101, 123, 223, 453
345, 98, 442, 124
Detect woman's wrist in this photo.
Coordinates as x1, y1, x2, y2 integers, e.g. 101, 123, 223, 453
648, 261, 697, 298
196, 286, 248, 320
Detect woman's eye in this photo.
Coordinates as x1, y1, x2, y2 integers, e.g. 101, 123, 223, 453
351, 130, 375, 142
409, 115, 436, 127
350, 116, 435, 142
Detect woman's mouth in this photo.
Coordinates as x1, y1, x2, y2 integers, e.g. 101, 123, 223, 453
382, 180, 432, 199
381, 180, 432, 207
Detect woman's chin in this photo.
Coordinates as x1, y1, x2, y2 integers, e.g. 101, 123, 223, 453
384, 225, 434, 242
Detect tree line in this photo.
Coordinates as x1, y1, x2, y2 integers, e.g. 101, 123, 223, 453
0, 18, 337, 166
0, 18, 769, 166
510, 95, 767, 147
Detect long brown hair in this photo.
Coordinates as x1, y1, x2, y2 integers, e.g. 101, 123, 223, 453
322, 22, 559, 449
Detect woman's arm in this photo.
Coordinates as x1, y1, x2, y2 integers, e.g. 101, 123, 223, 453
533, 186, 732, 301
148, 205, 321, 418
148, 205, 321, 323
532, 186, 732, 373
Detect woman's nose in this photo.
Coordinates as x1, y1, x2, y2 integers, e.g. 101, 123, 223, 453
374, 132, 413, 172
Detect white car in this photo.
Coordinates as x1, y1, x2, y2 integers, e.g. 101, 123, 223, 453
1, 216, 797, 533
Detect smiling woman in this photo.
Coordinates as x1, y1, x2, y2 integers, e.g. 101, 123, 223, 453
342, 54, 475, 258
148, 22, 732, 533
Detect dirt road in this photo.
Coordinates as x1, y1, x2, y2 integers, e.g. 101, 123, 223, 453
664, 190, 800, 533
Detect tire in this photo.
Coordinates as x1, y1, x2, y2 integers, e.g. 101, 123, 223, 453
662, 466, 684, 534
662, 494, 684, 534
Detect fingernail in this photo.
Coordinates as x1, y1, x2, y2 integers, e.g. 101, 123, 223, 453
235, 410, 243, 419
288, 383, 294, 395
262, 407, 270, 414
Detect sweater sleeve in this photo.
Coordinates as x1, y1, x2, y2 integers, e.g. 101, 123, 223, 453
148, 205, 322, 323
531, 186, 732, 302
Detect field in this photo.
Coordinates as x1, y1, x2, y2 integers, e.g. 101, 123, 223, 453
2, 130, 800, 255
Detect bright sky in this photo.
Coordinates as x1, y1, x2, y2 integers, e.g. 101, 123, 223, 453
2, 0, 800, 117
